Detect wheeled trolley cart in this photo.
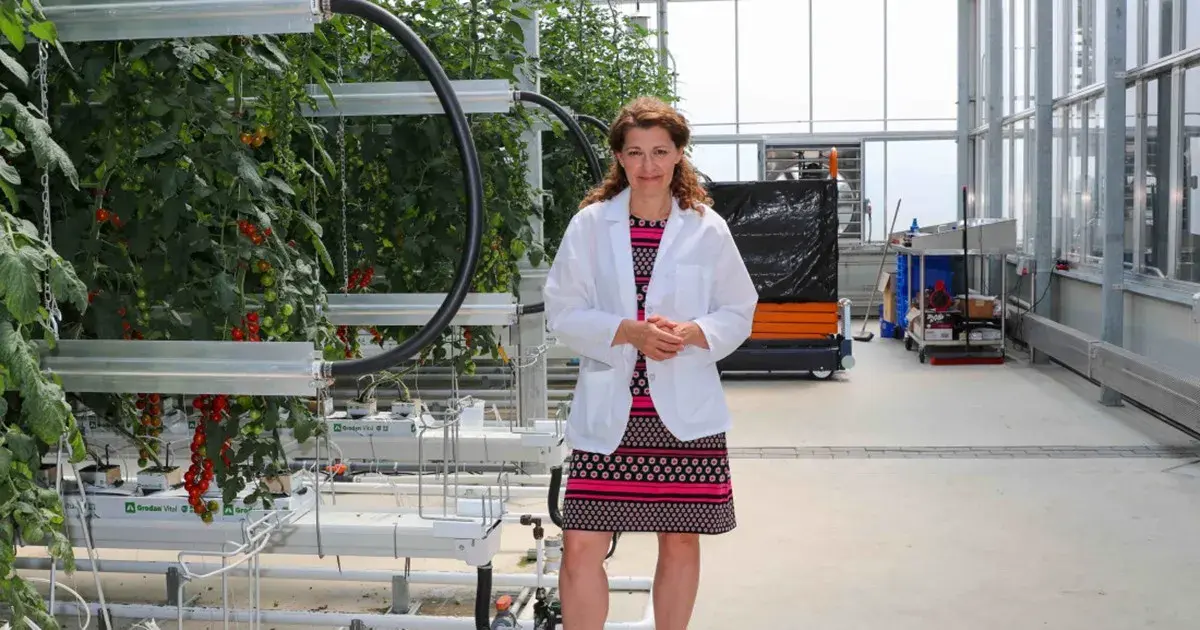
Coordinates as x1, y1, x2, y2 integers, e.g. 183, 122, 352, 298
891, 216, 1017, 365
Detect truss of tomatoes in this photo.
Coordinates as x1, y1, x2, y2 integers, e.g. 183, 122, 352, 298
186, 394, 234, 523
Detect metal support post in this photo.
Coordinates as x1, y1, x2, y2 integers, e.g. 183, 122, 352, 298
517, 1, 548, 427
166, 566, 183, 606
1032, 0, 1054, 364
1099, 0, 1127, 406
957, 0, 974, 204
986, 0, 1003, 221
390, 575, 411, 613
657, 0, 669, 70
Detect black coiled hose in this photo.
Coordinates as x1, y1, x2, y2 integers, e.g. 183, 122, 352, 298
549, 466, 620, 559
575, 113, 610, 137
327, 0, 485, 377
516, 91, 605, 184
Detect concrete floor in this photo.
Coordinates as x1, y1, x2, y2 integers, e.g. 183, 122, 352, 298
28, 327, 1200, 629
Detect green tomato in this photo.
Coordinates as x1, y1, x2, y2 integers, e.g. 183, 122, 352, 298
264, 289, 277, 303
249, 410, 262, 421
136, 288, 147, 299
277, 323, 290, 334
237, 395, 253, 408
281, 304, 295, 317
261, 274, 275, 288
262, 316, 275, 328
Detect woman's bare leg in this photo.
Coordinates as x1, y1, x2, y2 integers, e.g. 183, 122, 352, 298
560, 530, 615, 630
652, 532, 701, 630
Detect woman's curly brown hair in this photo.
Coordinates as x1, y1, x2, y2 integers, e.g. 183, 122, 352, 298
579, 96, 712, 212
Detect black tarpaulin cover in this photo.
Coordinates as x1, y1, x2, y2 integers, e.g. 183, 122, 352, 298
705, 179, 839, 303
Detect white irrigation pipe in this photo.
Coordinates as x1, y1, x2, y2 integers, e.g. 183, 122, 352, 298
24, 577, 91, 630
48, 600, 656, 630
331, 481, 552, 499
16, 558, 652, 591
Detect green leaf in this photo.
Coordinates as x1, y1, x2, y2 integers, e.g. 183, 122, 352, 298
0, 93, 78, 188
136, 130, 177, 159
48, 260, 87, 310
0, 180, 17, 214
0, 447, 12, 478
267, 176, 294, 196
234, 151, 265, 194
0, 13, 25, 51
6, 432, 36, 468
27, 20, 55, 42
0, 245, 40, 322
503, 20, 526, 43
0, 157, 19, 185
0, 47, 28, 86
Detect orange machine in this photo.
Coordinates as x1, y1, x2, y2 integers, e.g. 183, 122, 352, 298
750, 302, 839, 340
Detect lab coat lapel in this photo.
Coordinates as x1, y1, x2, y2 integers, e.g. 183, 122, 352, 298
654, 198, 686, 264
605, 188, 638, 319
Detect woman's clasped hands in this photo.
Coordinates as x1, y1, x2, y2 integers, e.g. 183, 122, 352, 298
620, 315, 708, 361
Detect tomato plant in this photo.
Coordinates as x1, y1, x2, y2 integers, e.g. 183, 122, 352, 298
0, 3, 89, 628
539, 1, 677, 259
0, 0, 672, 625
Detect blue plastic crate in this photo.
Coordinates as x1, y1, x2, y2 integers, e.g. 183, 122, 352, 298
895, 253, 955, 328
878, 303, 902, 340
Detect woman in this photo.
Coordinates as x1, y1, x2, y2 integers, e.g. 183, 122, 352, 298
543, 96, 759, 630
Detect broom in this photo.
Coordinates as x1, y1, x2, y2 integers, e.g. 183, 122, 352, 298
853, 198, 903, 342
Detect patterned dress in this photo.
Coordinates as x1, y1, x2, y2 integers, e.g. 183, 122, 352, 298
560, 216, 737, 535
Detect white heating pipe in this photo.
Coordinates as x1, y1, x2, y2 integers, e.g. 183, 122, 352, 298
350, 473, 553, 486
331, 481, 552, 499
17, 558, 653, 591
50, 600, 655, 629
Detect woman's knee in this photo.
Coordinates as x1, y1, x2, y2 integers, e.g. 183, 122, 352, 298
563, 530, 616, 569
657, 532, 700, 558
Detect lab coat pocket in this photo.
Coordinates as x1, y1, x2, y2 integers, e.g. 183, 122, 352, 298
673, 264, 711, 320
672, 354, 720, 419
576, 367, 617, 432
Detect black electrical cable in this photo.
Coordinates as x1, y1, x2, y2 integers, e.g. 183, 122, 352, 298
576, 113, 610, 137
475, 563, 493, 630
516, 91, 605, 184
327, 0, 484, 377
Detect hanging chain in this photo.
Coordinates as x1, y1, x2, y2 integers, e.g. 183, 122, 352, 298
38, 41, 59, 339
336, 43, 349, 295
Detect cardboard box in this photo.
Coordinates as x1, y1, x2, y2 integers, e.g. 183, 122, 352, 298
957, 295, 999, 320
880, 272, 897, 323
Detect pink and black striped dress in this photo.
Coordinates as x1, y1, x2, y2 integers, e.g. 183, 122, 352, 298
560, 216, 736, 535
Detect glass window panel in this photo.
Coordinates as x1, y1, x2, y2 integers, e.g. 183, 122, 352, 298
812, 121, 885, 133
886, 0, 956, 122
1086, 97, 1105, 261
884, 119, 958, 132
736, 0, 810, 125
736, 122, 811, 134
669, 1, 737, 125
1052, 0, 1062, 95
1146, 76, 1169, 276
691, 144, 738, 182
1126, 0, 1140, 68
812, 0, 884, 123
862, 141, 887, 241
1190, 0, 1200, 51
887, 141, 959, 228
1053, 109, 1065, 258
1179, 65, 1200, 282
737, 144, 760, 181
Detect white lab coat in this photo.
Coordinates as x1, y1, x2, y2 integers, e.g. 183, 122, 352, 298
543, 187, 759, 455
